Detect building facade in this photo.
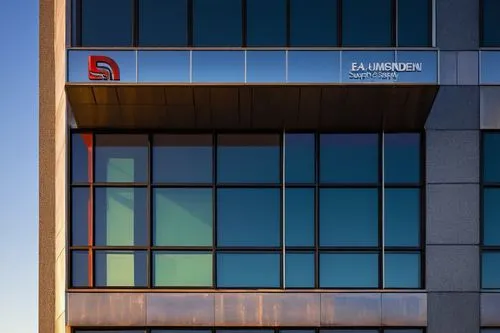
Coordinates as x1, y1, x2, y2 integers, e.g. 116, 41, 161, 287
39, 1, 500, 333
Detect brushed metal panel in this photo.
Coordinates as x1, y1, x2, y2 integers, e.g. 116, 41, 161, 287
215, 293, 320, 327
481, 293, 500, 326
67, 293, 146, 327
92, 87, 119, 105
321, 293, 382, 326
165, 87, 194, 105
67, 86, 95, 105
381, 293, 427, 326
117, 86, 166, 105
147, 293, 215, 326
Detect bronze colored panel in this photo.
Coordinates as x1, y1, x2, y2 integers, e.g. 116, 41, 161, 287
67, 292, 146, 327
238, 87, 252, 128
212, 87, 239, 128
381, 293, 427, 326
117, 86, 166, 105
252, 87, 289, 129
280, 87, 300, 129
147, 293, 215, 326
319, 87, 342, 129
166, 104, 196, 128
298, 87, 321, 129
121, 105, 168, 128
92, 86, 119, 105
66, 86, 95, 105
166, 87, 194, 105
481, 293, 500, 326
215, 293, 320, 327
321, 293, 382, 326
193, 87, 213, 128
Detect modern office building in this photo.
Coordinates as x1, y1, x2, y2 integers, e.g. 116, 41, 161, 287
39, 0, 500, 333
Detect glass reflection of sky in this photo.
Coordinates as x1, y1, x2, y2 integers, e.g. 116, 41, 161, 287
396, 51, 437, 83
246, 51, 286, 83
217, 253, 280, 288
320, 253, 378, 288
138, 51, 189, 83
285, 188, 315, 246
384, 189, 420, 247
285, 252, 315, 287
481, 52, 500, 84
483, 189, 500, 246
483, 133, 500, 183
192, 51, 245, 83
482, 252, 500, 289
384, 133, 420, 183
67, 50, 136, 83
384, 253, 420, 288
288, 51, 340, 83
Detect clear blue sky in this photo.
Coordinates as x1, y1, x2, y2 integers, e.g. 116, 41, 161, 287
0, 0, 38, 332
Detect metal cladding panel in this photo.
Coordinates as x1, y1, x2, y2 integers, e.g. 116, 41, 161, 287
320, 293, 382, 326
381, 293, 427, 326
147, 293, 215, 326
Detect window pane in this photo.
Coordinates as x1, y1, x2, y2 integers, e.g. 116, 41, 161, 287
384, 133, 420, 183
483, 188, 500, 246
320, 253, 379, 288
384, 189, 420, 247
153, 331, 211, 333
217, 253, 280, 288
95, 251, 148, 287
153, 134, 212, 183
320, 134, 378, 183
290, 0, 338, 46
323, 331, 378, 333
342, 0, 392, 46
75, 331, 145, 333
320, 189, 378, 247
72, 133, 92, 182
217, 189, 280, 247
153, 252, 212, 287
95, 135, 148, 183
482, 252, 500, 289
483, 133, 500, 183
285, 133, 315, 183
81, 0, 133, 46
285, 188, 315, 247
247, 0, 286, 46
384, 253, 421, 288
95, 188, 147, 246
482, 0, 500, 46
217, 134, 280, 183
71, 251, 88, 287
72, 187, 90, 246
285, 252, 315, 288
154, 189, 213, 246
193, 0, 242, 46
139, 0, 188, 46
384, 330, 424, 333
397, 0, 430, 46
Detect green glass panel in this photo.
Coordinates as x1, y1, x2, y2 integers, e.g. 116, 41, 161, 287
154, 189, 213, 246
107, 252, 135, 286
108, 157, 135, 182
154, 252, 212, 287
107, 188, 134, 246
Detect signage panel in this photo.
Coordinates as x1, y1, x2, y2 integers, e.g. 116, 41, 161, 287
67, 50, 136, 83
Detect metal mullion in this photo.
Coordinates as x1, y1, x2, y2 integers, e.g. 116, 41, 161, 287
242, 0, 247, 47
392, 0, 397, 46
281, 131, 285, 289
216, 183, 282, 188
90, 246, 150, 250
337, 0, 343, 46
89, 133, 95, 288
188, 0, 193, 46
318, 183, 380, 189
420, 131, 426, 289
212, 132, 217, 288
76, 0, 82, 46
216, 247, 283, 252
152, 183, 213, 188
380, 132, 385, 289
151, 246, 214, 251
92, 183, 148, 187
133, 0, 139, 47
315, 132, 320, 288
286, 0, 291, 47
147, 133, 152, 288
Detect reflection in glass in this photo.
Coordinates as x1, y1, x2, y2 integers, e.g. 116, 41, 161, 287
153, 331, 211, 333
247, 0, 286, 46
193, 0, 242, 46
153, 134, 212, 183
217, 189, 280, 247
153, 252, 212, 287
285, 252, 315, 288
287, 51, 340, 83
81, 0, 133, 46
320, 253, 379, 288
95, 188, 147, 246
290, 0, 338, 46
154, 189, 212, 246
217, 134, 280, 183
320, 189, 378, 247
138, 51, 190, 83
320, 134, 378, 183
139, 0, 187, 46
483, 133, 500, 183
397, 0, 430, 47
384, 253, 421, 288
384, 133, 420, 183
342, 0, 391, 46
192, 51, 245, 83
246, 51, 286, 83
482, 0, 500, 47
217, 253, 280, 288
72, 133, 92, 183
482, 252, 500, 289
285, 188, 315, 247
71, 251, 88, 287
483, 189, 500, 246
75, 331, 145, 333
71, 187, 90, 246
323, 331, 378, 333
285, 133, 315, 183
95, 251, 148, 287
384, 189, 420, 247
95, 135, 148, 183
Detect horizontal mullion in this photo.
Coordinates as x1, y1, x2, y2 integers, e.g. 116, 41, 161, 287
383, 247, 422, 252
215, 248, 282, 252
284, 246, 317, 251
383, 183, 423, 188
318, 183, 380, 188
70, 183, 91, 187
481, 247, 500, 251
152, 183, 213, 188
91, 183, 148, 187
216, 183, 282, 188
483, 184, 500, 188
318, 247, 381, 252
284, 184, 317, 188
85, 246, 150, 251
151, 246, 213, 251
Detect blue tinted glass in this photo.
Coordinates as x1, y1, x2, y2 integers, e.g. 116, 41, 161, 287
323, 331, 378, 333
217, 253, 281, 288
72, 187, 90, 246
138, 51, 190, 83
384, 253, 421, 288
285, 133, 315, 183
320, 134, 378, 183
285, 252, 315, 288
320, 189, 378, 246
483, 0, 500, 46
219, 330, 273, 333
384, 189, 420, 247
95, 135, 148, 183
384, 133, 420, 183
217, 189, 280, 247
287, 51, 341, 83
72, 133, 92, 182
75, 331, 145, 333
320, 253, 379, 288
481, 331, 500, 333
193, 0, 242, 46
95, 251, 148, 287
482, 252, 500, 289
342, 0, 392, 46
285, 188, 315, 247
483, 189, 500, 246
192, 51, 245, 83
154, 331, 211, 333
342, 51, 395, 84
246, 51, 286, 83
395, 51, 438, 84
247, 0, 286, 46
484, 133, 500, 183
397, 0, 430, 46
81, 0, 133, 46
71, 251, 88, 287
139, 0, 187, 46
153, 134, 212, 183
217, 134, 280, 183
290, 0, 338, 46
281, 331, 315, 333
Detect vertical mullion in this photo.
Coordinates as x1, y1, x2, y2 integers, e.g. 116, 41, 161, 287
420, 131, 426, 289
315, 132, 320, 288
282, 131, 286, 289
89, 133, 95, 288
188, 0, 193, 46
242, 0, 247, 47
147, 134, 152, 288
337, 0, 343, 46
133, 0, 139, 46
212, 132, 217, 288
286, 0, 291, 47
76, 0, 83, 46
380, 132, 385, 289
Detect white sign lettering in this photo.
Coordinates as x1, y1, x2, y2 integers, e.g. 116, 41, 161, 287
349, 62, 423, 81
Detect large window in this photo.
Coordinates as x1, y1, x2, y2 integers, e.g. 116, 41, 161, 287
72, 0, 432, 47
70, 132, 424, 289
482, 0, 500, 47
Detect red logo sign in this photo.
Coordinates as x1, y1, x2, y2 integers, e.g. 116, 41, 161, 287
88, 55, 121, 81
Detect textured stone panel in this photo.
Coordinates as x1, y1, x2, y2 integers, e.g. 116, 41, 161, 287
428, 293, 480, 333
